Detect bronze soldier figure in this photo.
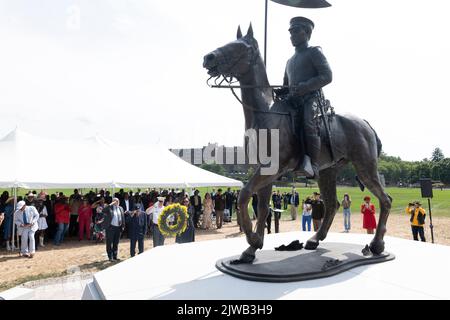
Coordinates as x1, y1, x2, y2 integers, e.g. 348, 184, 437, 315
275, 17, 332, 178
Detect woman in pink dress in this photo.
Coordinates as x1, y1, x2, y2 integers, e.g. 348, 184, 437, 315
202, 193, 213, 229
361, 196, 377, 234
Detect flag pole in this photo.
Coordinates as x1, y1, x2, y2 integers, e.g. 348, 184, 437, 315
264, 0, 268, 67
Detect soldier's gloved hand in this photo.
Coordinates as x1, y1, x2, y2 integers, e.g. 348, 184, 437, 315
273, 87, 289, 99
291, 83, 309, 97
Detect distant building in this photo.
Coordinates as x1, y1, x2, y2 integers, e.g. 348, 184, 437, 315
170, 142, 253, 179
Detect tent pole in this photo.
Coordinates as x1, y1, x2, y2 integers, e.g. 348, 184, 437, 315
11, 186, 17, 251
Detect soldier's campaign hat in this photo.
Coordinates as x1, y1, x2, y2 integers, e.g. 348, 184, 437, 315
289, 16, 315, 31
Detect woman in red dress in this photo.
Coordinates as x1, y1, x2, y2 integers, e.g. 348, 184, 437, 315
361, 196, 377, 234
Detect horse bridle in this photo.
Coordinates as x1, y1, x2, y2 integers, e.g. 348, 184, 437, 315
207, 41, 290, 116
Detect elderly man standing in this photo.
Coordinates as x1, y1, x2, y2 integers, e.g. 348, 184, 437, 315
148, 196, 166, 247
102, 197, 125, 262
290, 189, 300, 220
214, 189, 226, 229
126, 203, 147, 257
14, 201, 39, 258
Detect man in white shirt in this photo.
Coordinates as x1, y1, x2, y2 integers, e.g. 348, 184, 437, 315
148, 196, 165, 247
102, 198, 125, 261
14, 201, 39, 258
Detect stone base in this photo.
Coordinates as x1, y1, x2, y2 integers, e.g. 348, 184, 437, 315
81, 232, 450, 299
216, 242, 394, 283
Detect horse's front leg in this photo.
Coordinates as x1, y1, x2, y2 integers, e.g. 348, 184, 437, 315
237, 168, 280, 263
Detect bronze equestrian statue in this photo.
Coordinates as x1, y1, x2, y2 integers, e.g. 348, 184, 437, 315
203, 18, 392, 264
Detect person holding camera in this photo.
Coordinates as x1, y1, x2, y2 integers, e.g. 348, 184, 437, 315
406, 201, 426, 242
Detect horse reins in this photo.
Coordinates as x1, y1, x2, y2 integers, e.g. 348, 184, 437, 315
207, 42, 291, 116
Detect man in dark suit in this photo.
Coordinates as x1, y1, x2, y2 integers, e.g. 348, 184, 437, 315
102, 198, 125, 262
283, 192, 289, 210
190, 190, 202, 228
126, 203, 147, 257
213, 189, 226, 229
224, 188, 235, 222
311, 192, 325, 231
120, 192, 135, 239
120, 192, 135, 213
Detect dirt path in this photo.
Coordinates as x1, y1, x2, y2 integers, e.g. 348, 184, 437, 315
1, 212, 449, 290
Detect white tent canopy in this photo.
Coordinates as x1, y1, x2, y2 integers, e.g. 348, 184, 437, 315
0, 128, 243, 189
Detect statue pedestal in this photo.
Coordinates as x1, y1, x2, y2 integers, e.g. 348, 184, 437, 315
82, 232, 450, 300
216, 242, 394, 283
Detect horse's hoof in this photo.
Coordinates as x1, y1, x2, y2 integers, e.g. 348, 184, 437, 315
238, 251, 255, 264
304, 239, 319, 250
247, 233, 263, 249
369, 239, 385, 255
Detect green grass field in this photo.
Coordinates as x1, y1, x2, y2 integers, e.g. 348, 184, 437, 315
197, 186, 449, 218
2, 186, 449, 217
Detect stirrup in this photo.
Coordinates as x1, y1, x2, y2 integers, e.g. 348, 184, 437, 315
302, 155, 315, 178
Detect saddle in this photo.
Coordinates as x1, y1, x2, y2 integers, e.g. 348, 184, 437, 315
286, 96, 339, 173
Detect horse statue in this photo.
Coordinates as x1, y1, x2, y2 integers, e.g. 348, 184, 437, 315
203, 25, 392, 263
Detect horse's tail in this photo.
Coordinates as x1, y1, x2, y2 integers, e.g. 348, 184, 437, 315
364, 119, 382, 158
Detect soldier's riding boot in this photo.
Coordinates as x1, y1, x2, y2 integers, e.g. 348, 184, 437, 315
303, 134, 321, 179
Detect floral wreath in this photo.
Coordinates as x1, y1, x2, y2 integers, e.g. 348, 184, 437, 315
157, 203, 188, 237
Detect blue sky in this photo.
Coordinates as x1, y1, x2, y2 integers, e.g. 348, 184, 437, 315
0, 0, 449, 161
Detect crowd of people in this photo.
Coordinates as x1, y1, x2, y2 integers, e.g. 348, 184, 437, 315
0, 187, 242, 261
0, 187, 430, 260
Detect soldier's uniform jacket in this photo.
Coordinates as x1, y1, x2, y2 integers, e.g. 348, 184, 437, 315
283, 44, 332, 100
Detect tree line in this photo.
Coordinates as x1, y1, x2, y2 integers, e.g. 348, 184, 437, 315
199, 148, 450, 187
338, 148, 450, 186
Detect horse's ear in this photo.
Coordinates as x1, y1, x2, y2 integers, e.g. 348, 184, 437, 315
237, 25, 243, 39
247, 23, 254, 38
